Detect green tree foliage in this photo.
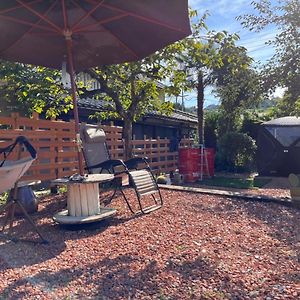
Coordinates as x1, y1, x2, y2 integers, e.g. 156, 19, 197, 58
239, 0, 300, 115
240, 111, 266, 140
84, 55, 176, 159
212, 39, 263, 135
176, 11, 260, 145
204, 110, 221, 149
0, 60, 72, 118
215, 69, 263, 135
216, 132, 257, 172
174, 12, 225, 145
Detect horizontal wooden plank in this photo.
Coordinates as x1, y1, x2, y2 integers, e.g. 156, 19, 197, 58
35, 153, 56, 160
0, 130, 52, 139
16, 118, 75, 129
29, 164, 58, 171
57, 170, 78, 177
0, 116, 15, 124
101, 125, 122, 132
21, 174, 55, 181
56, 142, 77, 148
57, 152, 77, 158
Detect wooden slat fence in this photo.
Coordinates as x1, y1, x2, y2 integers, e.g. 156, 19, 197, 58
101, 124, 124, 160
99, 126, 193, 173
131, 135, 193, 173
0, 113, 77, 181
0, 113, 194, 183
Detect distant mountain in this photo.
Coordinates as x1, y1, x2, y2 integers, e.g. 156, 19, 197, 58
177, 104, 220, 114
258, 97, 279, 109
184, 106, 197, 115
204, 104, 219, 111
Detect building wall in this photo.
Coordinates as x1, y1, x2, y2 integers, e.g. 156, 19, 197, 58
68, 108, 197, 140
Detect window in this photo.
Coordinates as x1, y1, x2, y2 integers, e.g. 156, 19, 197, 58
266, 126, 300, 147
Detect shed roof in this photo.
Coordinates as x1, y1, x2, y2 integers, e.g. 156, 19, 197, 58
263, 116, 300, 127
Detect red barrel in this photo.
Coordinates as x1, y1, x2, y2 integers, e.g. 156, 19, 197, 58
178, 148, 200, 182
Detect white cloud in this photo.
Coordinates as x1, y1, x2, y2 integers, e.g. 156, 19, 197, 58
185, 0, 280, 107
189, 0, 278, 63
240, 31, 275, 51
238, 30, 277, 62
273, 87, 287, 98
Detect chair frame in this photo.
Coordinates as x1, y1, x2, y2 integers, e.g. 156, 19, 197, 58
81, 125, 163, 214
86, 158, 136, 214
0, 136, 47, 243
125, 157, 163, 213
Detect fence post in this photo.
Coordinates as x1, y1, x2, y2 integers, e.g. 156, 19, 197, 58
11, 112, 19, 130
132, 134, 136, 157
30, 112, 39, 178
51, 117, 59, 180
157, 136, 161, 171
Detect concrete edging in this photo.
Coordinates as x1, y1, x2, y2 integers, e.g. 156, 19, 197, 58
158, 184, 293, 207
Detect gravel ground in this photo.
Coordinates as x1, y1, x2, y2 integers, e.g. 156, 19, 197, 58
0, 187, 299, 300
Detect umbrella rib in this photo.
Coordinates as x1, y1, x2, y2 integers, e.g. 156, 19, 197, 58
0, 15, 57, 33
29, 32, 62, 36
0, 0, 59, 56
16, 0, 62, 33
71, 0, 105, 31
71, 0, 139, 59
73, 14, 128, 33
73, 30, 105, 33
0, 0, 41, 14
61, 0, 68, 30
101, 3, 188, 33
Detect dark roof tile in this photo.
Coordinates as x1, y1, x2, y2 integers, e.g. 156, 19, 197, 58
77, 98, 198, 124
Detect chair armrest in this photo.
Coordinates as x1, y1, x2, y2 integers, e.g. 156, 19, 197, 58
125, 157, 150, 170
87, 159, 128, 174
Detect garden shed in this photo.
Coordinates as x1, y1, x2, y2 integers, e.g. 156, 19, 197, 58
257, 116, 300, 176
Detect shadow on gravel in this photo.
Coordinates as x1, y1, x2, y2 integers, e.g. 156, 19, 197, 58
0, 253, 251, 299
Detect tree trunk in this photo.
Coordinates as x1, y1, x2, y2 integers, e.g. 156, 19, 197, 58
123, 117, 133, 160
197, 71, 205, 145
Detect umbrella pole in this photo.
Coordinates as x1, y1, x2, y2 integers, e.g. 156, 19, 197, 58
66, 38, 84, 176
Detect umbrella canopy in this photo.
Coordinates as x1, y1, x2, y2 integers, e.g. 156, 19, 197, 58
0, 0, 191, 174
0, 0, 191, 70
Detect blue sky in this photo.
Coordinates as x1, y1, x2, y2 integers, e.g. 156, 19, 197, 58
182, 0, 279, 108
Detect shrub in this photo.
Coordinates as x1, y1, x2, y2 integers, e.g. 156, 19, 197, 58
241, 111, 263, 140
216, 132, 257, 172
204, 110, 220, 149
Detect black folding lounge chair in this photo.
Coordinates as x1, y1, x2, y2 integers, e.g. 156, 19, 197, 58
0, 136, 47, 243
80, 123, 163, 214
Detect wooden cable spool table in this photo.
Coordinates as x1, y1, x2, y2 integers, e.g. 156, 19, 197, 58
52, 174, 116, 224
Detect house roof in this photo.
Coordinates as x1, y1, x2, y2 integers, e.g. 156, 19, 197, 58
145, 110, 198, 125
77, 97, 113, 111
263, 116, 300, 127
77, 98, 198, 125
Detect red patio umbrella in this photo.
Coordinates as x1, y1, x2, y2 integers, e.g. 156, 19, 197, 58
0, 0, 191, 174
